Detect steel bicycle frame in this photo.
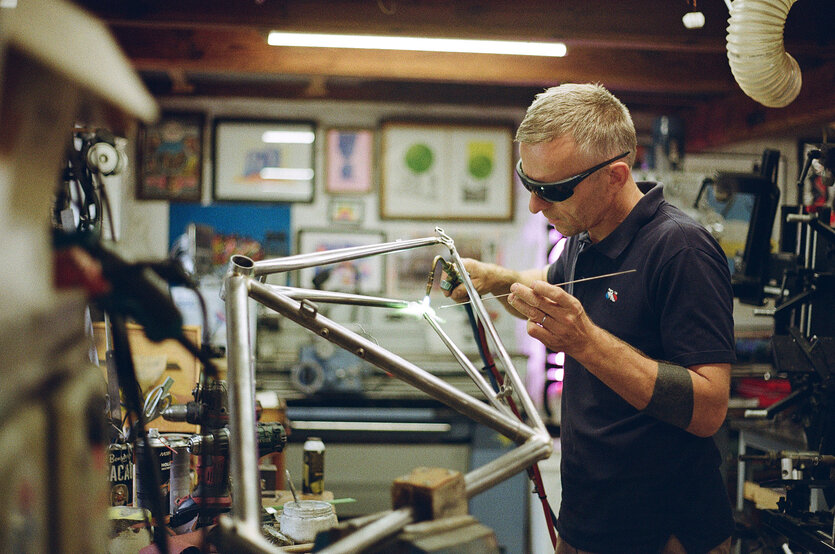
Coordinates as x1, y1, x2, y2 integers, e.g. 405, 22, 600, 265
218, 227, 552, 553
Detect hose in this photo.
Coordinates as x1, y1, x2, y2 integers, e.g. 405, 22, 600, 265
726, 0, 801, 108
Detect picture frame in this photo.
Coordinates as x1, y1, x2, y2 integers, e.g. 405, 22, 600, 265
380, 121, 514, 221
213, 119, 315, 203
137, 112, 204, 202
328, 198, 365, 226
297, 229, 386, 294
325, 128, 374, 194
386, 231, 499, 298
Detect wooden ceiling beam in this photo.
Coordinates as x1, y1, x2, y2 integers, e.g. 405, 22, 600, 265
80, 0, 734, 48
110, 26, 736, 95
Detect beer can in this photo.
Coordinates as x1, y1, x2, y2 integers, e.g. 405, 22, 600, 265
107, 440, 133, 506
302, 436, 325, 495
134, 428, 172, 521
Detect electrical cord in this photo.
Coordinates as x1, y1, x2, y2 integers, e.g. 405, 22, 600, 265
466, 305, 558, 549
109, 314, 171, 554
434, 256, 558, 548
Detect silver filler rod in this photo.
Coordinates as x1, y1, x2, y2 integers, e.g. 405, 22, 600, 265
252, 236, 443, 277
443, 233, 548, 436
247, 280, 537, 444
422, 310, 514, 415
317, 507, 415, 554
224, 267, 262, 534
262, 284, 410, 308
465, 436, 553, 498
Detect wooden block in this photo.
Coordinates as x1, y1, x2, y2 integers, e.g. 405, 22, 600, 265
391, 467, 467, 521
743, 480, 783, 509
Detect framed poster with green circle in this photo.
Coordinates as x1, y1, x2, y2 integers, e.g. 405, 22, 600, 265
380, 122, 514, 221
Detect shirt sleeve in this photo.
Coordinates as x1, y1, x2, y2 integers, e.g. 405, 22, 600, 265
652, 244, 737, 367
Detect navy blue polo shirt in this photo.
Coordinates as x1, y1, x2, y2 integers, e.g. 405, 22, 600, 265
547, 183, 736, 553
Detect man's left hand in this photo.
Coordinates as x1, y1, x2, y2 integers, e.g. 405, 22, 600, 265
508, 280, 598, 358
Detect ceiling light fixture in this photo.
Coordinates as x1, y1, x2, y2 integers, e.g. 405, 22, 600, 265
267, 31, 567, 57
682, 0, 705, 29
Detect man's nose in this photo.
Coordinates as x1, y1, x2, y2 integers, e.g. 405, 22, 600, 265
529, 192, 550, 214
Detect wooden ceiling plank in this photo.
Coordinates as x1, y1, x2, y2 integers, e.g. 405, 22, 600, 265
684, 60, 835, 151
111, 27, 735, 95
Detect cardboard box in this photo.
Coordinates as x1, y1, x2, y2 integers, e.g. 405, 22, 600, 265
93, 322, 202, 434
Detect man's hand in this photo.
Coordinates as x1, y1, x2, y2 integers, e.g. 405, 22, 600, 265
441, 258, 494, 303
442, 259, 545, 319
507, 280, 598, 358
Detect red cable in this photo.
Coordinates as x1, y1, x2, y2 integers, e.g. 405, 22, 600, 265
476, 320, 558, 548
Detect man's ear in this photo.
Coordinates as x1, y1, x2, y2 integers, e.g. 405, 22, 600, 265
608, 162, 630, 189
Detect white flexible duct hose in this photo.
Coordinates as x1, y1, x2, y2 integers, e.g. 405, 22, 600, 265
726, 0, 802, 108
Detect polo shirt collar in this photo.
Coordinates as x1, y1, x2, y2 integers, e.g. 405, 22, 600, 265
582, 182, 665, 259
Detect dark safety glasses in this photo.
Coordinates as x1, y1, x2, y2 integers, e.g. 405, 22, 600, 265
516, 151, 630, 203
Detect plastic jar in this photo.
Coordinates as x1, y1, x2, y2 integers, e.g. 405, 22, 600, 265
279, 500, 338, 544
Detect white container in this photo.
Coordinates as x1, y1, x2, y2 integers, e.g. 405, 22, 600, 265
279, 500, 338, 544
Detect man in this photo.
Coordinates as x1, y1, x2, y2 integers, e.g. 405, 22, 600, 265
446, 83, 735, 553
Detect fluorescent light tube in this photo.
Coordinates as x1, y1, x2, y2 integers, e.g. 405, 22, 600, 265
267, 32, 567, 57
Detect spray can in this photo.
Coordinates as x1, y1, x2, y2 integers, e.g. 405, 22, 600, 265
134, 428, 172, 521
162, 433, 192, 515
302, 437, 325, 495
107, 440, 133, 506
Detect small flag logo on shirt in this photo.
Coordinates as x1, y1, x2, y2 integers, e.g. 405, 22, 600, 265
606, 288, 618, 302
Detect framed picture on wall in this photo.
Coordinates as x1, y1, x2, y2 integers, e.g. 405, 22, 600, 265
328, 198, 365, 226
325, 128, 374, 194
386, 231, 499, 298
380, 122, 514, 221
213, 119, 315, 203
297, 229, 386, 294
137, 112, 204, 201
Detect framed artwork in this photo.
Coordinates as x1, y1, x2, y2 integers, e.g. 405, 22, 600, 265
297, 229, 386, 294
386, 231, 499, 298
168, 202, 291, 281
328, 198, 365, 226
213, 119, 315, 203
137, 112, 204, 201
380, 122, 514, 221
325, 128, 374, 194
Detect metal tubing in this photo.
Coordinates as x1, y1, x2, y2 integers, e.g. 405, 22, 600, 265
317, 507, 415, 554
465, 435, 553, 498
215, 515, 283, 554
422, 311, 513, 415
247, 280, 537, 444
262, 284, 410, 308
444, 241, 548, 435
220, 229, 556, 552
224, 271, 262, 534
252, 236, 443, 277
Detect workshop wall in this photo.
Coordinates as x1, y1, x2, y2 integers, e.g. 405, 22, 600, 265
118, 96, 537, 265
113, 96, 809, 356
114, 96, 547, 364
